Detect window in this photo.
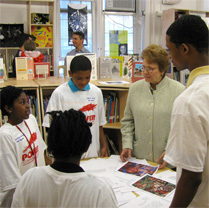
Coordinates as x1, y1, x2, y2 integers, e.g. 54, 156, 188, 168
60, 0, 93, 58
104, 14, 134, 56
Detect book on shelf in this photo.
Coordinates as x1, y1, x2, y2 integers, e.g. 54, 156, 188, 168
110, 56, 124, 78
0, 58, 6, 82
99, 56, 112, 79
122, 55, 132, 78
27, 95, 39, 123
15, 57, 34, 80
132, 61, 144, 83
43, 96, 50, 115
103, 92, 119, 123
180, 69, 190, 86
34, 62, 50, 79
105, 134, 119, 155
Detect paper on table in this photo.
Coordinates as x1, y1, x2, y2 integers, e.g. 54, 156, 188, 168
115, 190, 137, 206
120, 193, 171, 208
155, 170, 176, 184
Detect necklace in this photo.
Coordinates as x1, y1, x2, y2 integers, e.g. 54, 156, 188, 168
9, 119, 37, 166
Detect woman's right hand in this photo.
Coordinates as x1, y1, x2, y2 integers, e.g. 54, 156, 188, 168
120, 148, 132, 162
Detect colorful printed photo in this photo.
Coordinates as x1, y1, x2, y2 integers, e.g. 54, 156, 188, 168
117, 161, 159, 177
132, 175, 176, 197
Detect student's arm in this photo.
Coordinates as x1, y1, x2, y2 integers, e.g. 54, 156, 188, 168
99, 126, 108, 157
170, 169, 202, 208
157, 152, 167, 169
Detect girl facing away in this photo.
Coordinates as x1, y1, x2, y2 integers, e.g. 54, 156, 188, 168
11, 109, 118, 208
19, 39, 44, 62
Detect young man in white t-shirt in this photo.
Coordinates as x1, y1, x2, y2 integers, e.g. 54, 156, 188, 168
43, 55, 108, 158
159, 15, 209, 207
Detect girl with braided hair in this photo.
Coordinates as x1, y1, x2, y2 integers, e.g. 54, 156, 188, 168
0, 86, 47, 207
12, 109, 118, 208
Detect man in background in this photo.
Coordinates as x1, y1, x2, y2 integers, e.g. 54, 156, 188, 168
66, 31, 90, 56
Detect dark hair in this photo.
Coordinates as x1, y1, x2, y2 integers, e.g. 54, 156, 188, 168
0, 86, 25, 116
141, 44, 170, 74
24, 39, 36, 51
166, 15, 209, 54
73, 31, 85, 40
46, 109, 92, 159
70, 55, 92, 73
17, 33, 32, 48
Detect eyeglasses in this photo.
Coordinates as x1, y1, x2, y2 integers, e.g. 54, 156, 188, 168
142, 66, 156, 73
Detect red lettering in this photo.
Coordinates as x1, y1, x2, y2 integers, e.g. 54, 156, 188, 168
22, 154, 27, 161
28, 151, 33, 158
86, 115, 95, 122
22, 146, 39, 162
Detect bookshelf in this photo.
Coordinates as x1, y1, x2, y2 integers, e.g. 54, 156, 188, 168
0, 79, 42, 136
35, 77, 131, 153
0, 0, 55, 77
161, 8, 209, 83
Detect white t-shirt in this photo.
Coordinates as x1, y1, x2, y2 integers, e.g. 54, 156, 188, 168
43, 82, 106, 158
165, 71, 209, 207
11, 165, 118, 208
0, 114, 46, 207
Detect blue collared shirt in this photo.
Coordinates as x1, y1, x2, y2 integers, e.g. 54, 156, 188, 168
66, 47, 90, 56
68, 78, 90, 92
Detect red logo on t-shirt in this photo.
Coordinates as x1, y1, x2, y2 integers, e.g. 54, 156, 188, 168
79, 104, 97, 124
79, 104, 97, 112
23, 132, 37, 152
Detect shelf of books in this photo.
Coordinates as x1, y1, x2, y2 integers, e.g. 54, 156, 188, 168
0, 79, 42, 136
29, 0, 55, 76
0, 0, 55, 78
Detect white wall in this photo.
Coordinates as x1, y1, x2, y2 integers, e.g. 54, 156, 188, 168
143, 0, 208, 48
0, 2, 29, 33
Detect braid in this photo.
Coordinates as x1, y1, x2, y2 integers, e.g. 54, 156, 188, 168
47, 109, 92, 159
0, 86, 24, 116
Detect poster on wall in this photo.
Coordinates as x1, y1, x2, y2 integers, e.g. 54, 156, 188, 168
68, 3, 88, 46
31, 26, 53, 47
109, 30, 128, 56
0, 24, 24, 47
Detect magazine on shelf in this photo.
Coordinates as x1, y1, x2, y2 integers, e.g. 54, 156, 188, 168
132, 61, 144, 83
99, 56, 112, 79
110, 56, 123, 77
34, 62, 50, 79
15, 57, 34, 80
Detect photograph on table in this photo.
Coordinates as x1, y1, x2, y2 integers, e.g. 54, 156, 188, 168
132, 174, 176, 198
117, 161, 159, 177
